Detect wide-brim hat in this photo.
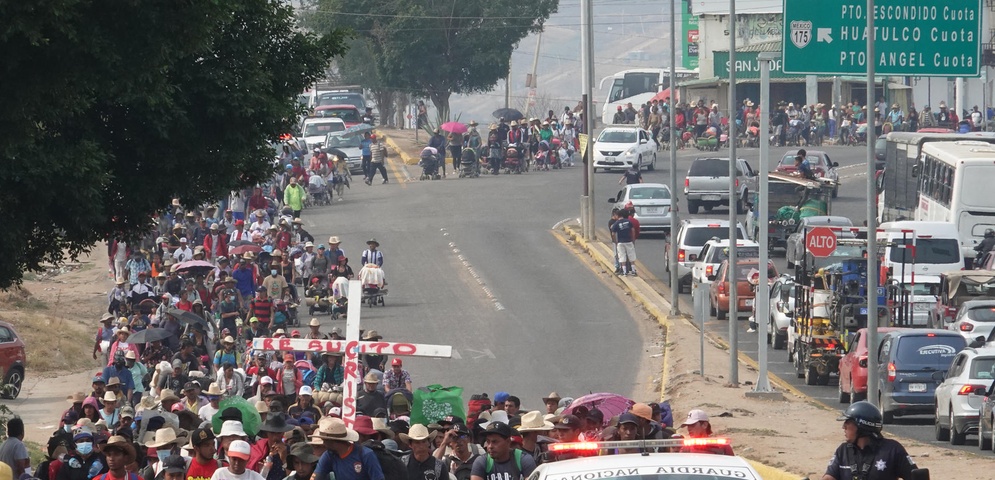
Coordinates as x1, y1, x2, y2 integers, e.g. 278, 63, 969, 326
315, 417, 359, 442
468, 121, 479, 126
259, 413, 294, 433
288, 442, 319, 464
159, 389, 181, 404
399, 424, 436, 442
516, 411, 554, 432
362, 330, 381, 340
146, 427, 180, 448
104, 435, 136, 464
327, 236, 341, 244
366, 238, 379, 247
371, 417, 395, 439
205, 384, 224, 396
541, 392, 561, 403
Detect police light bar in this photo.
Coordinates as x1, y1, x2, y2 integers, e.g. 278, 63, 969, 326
547, 438, 730, 452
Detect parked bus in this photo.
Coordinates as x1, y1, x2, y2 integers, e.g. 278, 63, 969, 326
913, 140, 995, 265
877, 131, 995, 224
599, 68, 697, 125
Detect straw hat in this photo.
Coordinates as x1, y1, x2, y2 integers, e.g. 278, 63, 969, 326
399, 424, 436, 442
146, 428, 180, 448
315, 417, 359, 442
516, 411, 554, 432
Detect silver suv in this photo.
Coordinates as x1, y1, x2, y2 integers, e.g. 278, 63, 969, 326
684, 157, 757, 214
664, 219, 747, 293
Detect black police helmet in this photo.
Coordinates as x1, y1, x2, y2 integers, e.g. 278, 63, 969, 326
985, 228, 994, 238
840, 401, 882, 436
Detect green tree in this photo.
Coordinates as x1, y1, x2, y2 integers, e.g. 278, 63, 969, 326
337, 37, 397, 126
0, 0, 347, 289
305, 0, 557, 120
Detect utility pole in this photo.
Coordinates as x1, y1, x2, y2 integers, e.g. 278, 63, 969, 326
865, 0, 880, 408
525, 32, 543, 118
727, 0, 739, 386
581, 0, 595, 239
668, 0, 680, 316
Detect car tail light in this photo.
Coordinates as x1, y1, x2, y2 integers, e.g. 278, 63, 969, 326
768, 227, 776, 233
946, 306, 959, 318
678, 249, 686, 262
959, 384, 985, 395
705, 265, 714, 277
735, 178, 739, 188
858, 356, 868, 368
684, 178, 689, 187
718, 282, 726, 295
926, 332, 936, 337
887, 362, 896, 382
960, 323, 974, 332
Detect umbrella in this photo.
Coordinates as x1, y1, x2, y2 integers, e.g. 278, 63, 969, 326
128, 327, 175, 344
165, 307, 210, 330
137, 412, 179, 444
174, 260, 215, 276
337, 123, 375, 137
228, 240, 254, 248
563, 392, 634, 426
212, 396, 262, 437
440, 122, 468, 134
650, 88, 672, 102
326, 147, 349, 160
492, 108, 524, 121
229, 244, 262, 256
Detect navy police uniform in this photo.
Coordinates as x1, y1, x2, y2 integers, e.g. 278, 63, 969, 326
824, 436, 917, 480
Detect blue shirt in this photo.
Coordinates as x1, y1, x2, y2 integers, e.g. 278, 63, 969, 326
101, 364, 135, 392
611, 218, 634, 243
361, 139, 372, 156
314, 444, 384, 480
232, 266, 256, 297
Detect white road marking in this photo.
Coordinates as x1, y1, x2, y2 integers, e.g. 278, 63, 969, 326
837, 163, 867, 170
445, 231, 505, 311
552, 217, 574, 230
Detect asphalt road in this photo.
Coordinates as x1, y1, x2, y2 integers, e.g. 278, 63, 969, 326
296, 159, 660, 412
556, 141, 979, 453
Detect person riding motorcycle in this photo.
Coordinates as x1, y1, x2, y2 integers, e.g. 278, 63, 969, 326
974, 228, 995, 268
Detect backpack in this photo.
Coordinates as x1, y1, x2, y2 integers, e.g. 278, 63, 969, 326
466, 393, 491, 424
368, 443, 406, 480
484, 450, 523, 478
401, 453, 442, 480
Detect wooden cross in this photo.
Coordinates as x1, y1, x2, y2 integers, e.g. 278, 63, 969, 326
252, 279, 453, 427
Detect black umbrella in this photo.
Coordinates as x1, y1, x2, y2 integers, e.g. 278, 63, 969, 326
326, 147, 349, 159
228, 240, 254, 248
492, 108, 524, 121
128, 327, 175, 344
165, 307, 210, 329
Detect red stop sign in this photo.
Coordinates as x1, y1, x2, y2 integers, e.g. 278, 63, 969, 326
806, 226, 837, 257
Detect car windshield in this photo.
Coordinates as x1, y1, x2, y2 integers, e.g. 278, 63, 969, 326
685, 227, 743, 246
315, 108, 360, 123
779, 154, 825, 167
630, 187, 670, 200
888, 238, 960, 264
966, 306, 995, 322
325, 135, 362, 148
598, 130, 637, 143
304, 122, 344, 137
895, 335, 964, 366
970, 357, 995, 379
317, 94, 364, 109
688, 158, 727, 176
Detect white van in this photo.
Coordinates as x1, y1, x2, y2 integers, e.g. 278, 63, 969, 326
878, 221, 964, 276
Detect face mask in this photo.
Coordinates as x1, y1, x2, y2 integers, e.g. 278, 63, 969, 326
157, 450, 172, 463
76, 442, 93, 455
271, 270, 278, 276
64, 425, 72, 433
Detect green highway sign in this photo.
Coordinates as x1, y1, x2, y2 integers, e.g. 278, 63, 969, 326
782, 0, 982, 77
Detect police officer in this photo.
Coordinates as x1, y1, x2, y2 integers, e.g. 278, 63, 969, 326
823, 401, 918, 480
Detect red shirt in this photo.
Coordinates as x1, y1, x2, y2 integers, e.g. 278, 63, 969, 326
629, 217, 641, 240
186, 457, 219, 480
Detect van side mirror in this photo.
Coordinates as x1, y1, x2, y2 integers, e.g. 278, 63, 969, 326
912, 164, 921, 177
608, 197, 616, 203
832, 161, 839, 167
639, 139, 648, 144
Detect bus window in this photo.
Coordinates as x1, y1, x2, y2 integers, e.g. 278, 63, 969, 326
622, 72, 659, 98
609, 79, 626, 102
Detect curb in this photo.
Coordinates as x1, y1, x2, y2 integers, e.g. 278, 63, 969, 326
382, 135, 420, 166
558, 223, 804, 480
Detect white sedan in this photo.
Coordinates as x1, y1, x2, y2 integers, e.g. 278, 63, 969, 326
593, 126, 657, 172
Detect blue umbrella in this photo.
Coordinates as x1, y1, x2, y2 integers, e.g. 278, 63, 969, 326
337, 123, 375, 137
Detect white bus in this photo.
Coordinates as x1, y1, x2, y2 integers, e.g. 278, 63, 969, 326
914, 140, 995, 264
599, 68, 697, 125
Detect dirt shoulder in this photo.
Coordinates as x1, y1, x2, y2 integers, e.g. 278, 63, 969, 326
561, 224, 986, 480
0, 244, 110, 376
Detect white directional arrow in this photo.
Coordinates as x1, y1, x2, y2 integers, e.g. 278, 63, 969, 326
463, 348, 496, 360
817, 28, 833, 43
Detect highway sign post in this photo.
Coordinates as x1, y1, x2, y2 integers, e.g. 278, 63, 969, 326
806, 227, 838, 257
782, 0, 982, 76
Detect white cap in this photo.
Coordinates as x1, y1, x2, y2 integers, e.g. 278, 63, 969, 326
259, 376, 273, 385
299, 385, 313, 396
180, 237, 188, 243
219, 420, 248, 438
681, 409, 710, 427
227, 440, 251, 460
328, 407, 342, 417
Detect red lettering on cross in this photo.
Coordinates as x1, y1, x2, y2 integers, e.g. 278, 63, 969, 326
367, 342, 388, 354
344, 359, 358, 379
307, 340, 322, 351
278, 338, 291, 351
342, 397, 356, 427
345, 341, 359, 359
392, 343, 417, 355
261, 338, 274, 350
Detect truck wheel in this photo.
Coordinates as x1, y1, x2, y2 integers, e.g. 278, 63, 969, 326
688, 201, 700, 214
950, 409, 966, 445
717, 306, 727, 320
805, 366, 819, 385
818, 374, 831, 386
838, 381, 851, 403
935, 405, 950, 441
773, 332, 787, 350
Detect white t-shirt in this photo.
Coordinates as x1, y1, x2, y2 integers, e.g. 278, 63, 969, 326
211, 467, 265, 480
199, 404, 220, 423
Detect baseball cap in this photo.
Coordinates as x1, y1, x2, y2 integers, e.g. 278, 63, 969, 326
554, 415, 582, 430
483, 421, 513, 438
163, 455, 187, 474
493, 391, 510, 403
391, 358, 402, 367
227, 440, 251, 460
299, 386, 313, 396
681, 409, 710, 427
617, 413, 640, 425
191, 426, 216, 447
259, 376, 274, 385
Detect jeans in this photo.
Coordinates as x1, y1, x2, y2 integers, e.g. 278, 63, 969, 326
450, 146, 462, 170
361, 156, 372, 179
369, 163, 388, 181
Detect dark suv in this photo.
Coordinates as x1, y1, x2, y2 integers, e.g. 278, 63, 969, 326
0, 320, 26, 399
876, 329, 965, 423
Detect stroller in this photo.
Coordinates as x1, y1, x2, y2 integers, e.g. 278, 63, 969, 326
419, 147, 441, 180
535, 141, 551, 170
695, 126, 719, 151
459, 148, 479, 178
502, 147, 522, 174
359, 264, 387, 307
786, 119, 804, 146
307, 175, 331, 206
